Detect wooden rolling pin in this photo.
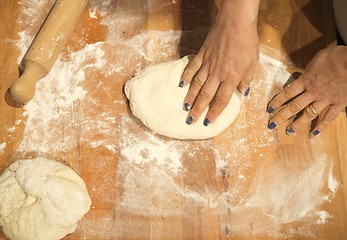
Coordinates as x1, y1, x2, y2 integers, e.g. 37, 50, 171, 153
9, 0, 88, 104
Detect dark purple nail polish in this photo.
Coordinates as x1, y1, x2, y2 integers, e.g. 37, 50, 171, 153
243, 87, 250, 97
286, 127, 295, 135
186, 116, 194, 125
184, 102, 191, 111
268, 121, 277, 130
312, 129, 320, 136
179, 80, 184, 88
203, 118, 211, 126
267, 106, 275, 113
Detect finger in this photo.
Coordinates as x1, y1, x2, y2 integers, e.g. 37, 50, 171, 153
267, 92, 315, 130
237, 66, 256, 97
267, 79, 306, 113
203, 80, 236, 126
182, 65, 210, 112
179, 54, 204, 88
185, 77, 220, 125
285, 101, 328, 135
310, 104, 345, 137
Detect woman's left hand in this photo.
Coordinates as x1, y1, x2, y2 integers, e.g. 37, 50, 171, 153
267, 46, 347, 136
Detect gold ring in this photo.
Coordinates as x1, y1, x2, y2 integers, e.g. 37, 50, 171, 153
305, 103, 318, 119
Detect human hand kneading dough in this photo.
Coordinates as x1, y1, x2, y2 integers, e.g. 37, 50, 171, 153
179, 0, 260, 126
267, 46, 347, 136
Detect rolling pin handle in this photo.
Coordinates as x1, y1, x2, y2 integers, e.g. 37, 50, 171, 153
10, 60, 48, 104
9, 0, 88, 105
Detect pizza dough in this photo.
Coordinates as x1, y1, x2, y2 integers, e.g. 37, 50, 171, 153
0, 157, 91, 240
124, 56, 242, 139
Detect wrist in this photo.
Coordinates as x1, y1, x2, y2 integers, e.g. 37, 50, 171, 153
217, 0, 260, 26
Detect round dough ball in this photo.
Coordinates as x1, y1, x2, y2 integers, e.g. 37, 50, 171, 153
0, 157, 91, 240
125, 56, 242, 140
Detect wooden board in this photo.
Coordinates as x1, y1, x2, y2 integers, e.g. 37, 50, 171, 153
0, 0, 346, 239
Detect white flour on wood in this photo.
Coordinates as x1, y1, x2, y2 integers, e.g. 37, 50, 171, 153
0, 143, 6, 156
116, 49, 338, 238
18, 43, 105, 154
8, 1, 341, 239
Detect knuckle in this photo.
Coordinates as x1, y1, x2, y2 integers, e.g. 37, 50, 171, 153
207, 107, 222, 119
287, 101, 302, 113
299, 73, 315, 85
199, 89, 213, 101
316, 120, 329, 131
271, 96, 283, 108
304, 108, 316, 119
323, 111, 337, 122
191, 103, 205, 114
189, 57, 203, 69
272, 113, 285, 123
183, 68, 197, 80
283, 86, 295, 99
183, 61, 201, 79
193, 76, 205, 87
213, 94, 230, 106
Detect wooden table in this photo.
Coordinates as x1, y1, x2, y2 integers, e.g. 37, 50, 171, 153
1, 0, 346, 239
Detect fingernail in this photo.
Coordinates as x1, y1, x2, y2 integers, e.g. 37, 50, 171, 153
183, 102, 191, 111
267, 121, 277, 130
312, 129, 320, 136
243, 87, 250, 97
186, 116, 194, 125
179, 80, 184, 88
286, 127, 295, 135
267, 106, 275, 113
203, 118, 211, 126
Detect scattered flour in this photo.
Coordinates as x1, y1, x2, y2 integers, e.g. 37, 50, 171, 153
18, 42, 105, 154
9, 1, 342, 239
116, 48, 340, 238
6, 127, 16, 133
88, 8, 98, 19
122, 30, 182, 61
215, 153, 228, 174
317, 211, 332, 224
327, 164, 339, 197
0, 143, 6, 156
120, 129, 183, 175
246, 155, 331, 224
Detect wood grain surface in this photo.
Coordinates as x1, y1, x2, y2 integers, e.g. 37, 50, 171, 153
0, 0, 346, 239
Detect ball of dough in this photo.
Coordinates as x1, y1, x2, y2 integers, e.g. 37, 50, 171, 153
125, 56, 242, 140
0, 157, 91, 240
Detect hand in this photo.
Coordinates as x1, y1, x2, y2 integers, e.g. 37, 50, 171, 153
267, 46, 347, 136
179, 0, 260, 126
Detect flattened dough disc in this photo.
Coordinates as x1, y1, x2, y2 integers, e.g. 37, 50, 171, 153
125, 56, 242, 140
